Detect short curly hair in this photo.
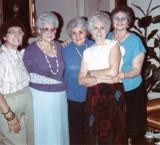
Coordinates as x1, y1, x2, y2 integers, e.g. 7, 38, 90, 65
66, 17, 87, 38
0, 19, 26, 43
36, 12, 59, 32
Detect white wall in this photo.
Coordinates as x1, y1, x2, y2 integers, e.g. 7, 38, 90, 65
84, 0, 114, 16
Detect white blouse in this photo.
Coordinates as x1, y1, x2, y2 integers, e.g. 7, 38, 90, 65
83, 39, 119, 71
0, 45, 30, 94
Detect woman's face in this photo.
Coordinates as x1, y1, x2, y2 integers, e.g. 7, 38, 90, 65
71, 27, 87, 46
4, 26, 24, 49
91, 20, 107, 42
112, 11, 129, 31
39, 23, 57, 43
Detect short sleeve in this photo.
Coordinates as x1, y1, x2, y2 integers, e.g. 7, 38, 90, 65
132, 35, 146, 59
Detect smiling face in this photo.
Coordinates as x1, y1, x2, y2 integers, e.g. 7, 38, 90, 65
4, 26, 24, 49
38, 22, 57, 43
91, 20, 108, 42
112, 11, 129, 31
71, 27, 87, 46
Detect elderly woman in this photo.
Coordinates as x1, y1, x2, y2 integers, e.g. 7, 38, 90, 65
23, 12, 69, 145
0, 20, 34, 145
62, 17, 94, 145
78, 12, 126, 145
107, 6, 147, 145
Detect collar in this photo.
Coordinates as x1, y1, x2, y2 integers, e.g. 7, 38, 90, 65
1, 44, 18, 54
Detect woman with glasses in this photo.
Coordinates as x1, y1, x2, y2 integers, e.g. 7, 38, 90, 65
62, 17, 94, 145
23, 12, 69, 145
0, 20, 34, 145
78, 12, 126, 145
107, 6, 147, 145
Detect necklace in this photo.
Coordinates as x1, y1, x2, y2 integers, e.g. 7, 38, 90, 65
75, 44, 87, 58
39, 40, 59, 75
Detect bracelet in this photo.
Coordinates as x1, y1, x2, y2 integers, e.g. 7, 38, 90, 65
3, 109, 15, 121
4, 110, 13, 118
2, 107, 10, 115
6, 113, 15, 121
4, 110, 14, 119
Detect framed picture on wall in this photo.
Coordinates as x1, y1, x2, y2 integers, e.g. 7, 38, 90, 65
0, 0, 36, 36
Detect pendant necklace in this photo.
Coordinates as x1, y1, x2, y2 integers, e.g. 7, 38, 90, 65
39, 40, 59, 75
75, 44, 87, 58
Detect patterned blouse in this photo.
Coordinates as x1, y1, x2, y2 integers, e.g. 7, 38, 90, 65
0, 45, 30, 94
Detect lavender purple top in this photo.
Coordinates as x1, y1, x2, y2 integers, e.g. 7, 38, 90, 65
23, 41, 66, 92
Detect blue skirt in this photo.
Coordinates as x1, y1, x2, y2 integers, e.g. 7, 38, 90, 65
30, 87, 69, 145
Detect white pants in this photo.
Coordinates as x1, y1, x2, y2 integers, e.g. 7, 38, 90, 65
0, 87, 34, 145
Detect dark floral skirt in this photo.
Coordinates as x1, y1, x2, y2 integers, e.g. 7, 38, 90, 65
84, 83, 127, 145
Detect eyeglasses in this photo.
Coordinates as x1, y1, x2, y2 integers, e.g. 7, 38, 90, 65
113, 16, 127, 22
40, 27, 57, 34
7, 30, 24, 36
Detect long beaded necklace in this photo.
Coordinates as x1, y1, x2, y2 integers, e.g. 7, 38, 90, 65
39, 40, 59, 75
75, 44, 87, 58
